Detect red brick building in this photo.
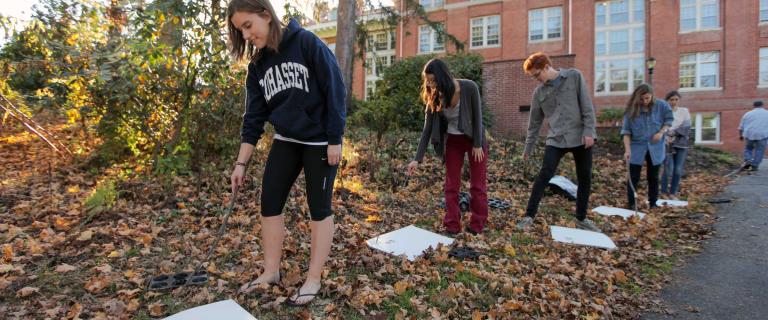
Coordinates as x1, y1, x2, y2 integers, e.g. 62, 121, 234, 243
308, 0, 768, 154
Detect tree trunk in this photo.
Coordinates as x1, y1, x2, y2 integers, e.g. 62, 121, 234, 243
334, 0, 357, 110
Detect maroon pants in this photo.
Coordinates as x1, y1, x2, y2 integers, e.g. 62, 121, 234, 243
444, 134, 489, 233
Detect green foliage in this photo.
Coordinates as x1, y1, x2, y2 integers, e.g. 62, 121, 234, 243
351, 52, 486, 137
83, 179, 116, 215
597, 107, 625, 126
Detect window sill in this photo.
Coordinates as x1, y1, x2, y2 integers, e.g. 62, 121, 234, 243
757, 84, 768, 89
679, 87, 723, 93
470, 44, 501, 49
595, 91, 630, 97
695, 141, 722, 145
678, 27, 722, 35
759, 21, 768, 26
417, 50, 445, 55
528, 38, 563, 44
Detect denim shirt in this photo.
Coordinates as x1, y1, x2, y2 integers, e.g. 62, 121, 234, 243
621, 99, 674, 166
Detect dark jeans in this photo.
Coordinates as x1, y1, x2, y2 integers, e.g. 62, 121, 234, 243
525, 145, 592, 220
628, 151, 660, 208
661, 147, 688, 195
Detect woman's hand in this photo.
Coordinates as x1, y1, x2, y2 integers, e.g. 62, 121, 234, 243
327, 144, 342, 166
652, 132, 664, 143
472, 147, 484, 162
407, 160, 418, 176
231, 165, 246, 194
624, 151, 631, 162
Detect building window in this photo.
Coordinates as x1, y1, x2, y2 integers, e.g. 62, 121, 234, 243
762, 0, 768, 22
680, 0, 719, 32
365, 80, 376, 100
679, 52, 719, 89
760, 48, 768, 86
594, 0, 645, 95
367, 30, 395, 53
471, 15, 501, 48
419, 0, 444, 9
419, 24, 445, 53
692, 113, 720, 143
529, 7, 562, 41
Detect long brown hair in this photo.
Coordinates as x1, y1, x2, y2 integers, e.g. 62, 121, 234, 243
420, 59, 455, 113
227, 0, 284, 62
625, 83, 655, 119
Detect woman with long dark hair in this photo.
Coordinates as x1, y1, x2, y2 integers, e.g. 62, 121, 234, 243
227, 0, 346, 306
621, 84, 673, 209
407, 59, 489, 235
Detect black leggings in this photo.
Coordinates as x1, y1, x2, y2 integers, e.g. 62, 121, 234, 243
260, 139, 338, 221
627, 151, 660, 207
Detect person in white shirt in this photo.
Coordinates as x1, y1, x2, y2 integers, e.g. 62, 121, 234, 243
661, 91, 691, 200
739, 100, 768, 171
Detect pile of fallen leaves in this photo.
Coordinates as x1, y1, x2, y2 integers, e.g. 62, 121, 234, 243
1, 123, 737, 319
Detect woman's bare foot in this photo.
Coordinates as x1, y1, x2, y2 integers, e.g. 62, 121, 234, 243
238, 271, 280, 294
286, 280, 321, 306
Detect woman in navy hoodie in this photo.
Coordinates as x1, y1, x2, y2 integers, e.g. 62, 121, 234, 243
227, 0, 346, 306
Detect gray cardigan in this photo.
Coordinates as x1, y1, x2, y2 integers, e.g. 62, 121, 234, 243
524, 68, 596, 155
414, 79, 485, 162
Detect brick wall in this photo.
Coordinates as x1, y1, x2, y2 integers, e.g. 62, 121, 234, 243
482, 55, 575, 138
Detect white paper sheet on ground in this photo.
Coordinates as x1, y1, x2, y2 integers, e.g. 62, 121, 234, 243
550, 226, 617, 250
548, 175, 578, 199
366, 225, 454, 261
165, 299, 256, 320
656, 199, 688, 207
592, 206, 646, 219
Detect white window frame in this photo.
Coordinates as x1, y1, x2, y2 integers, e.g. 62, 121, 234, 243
418, 24, 445, 54
528, 6, 562, 42
692, 112, 720, 144
679, 51, 720, 90
471, 15, 501, 48
762, 0, 768, 22
368, 31, 395, 52
760, 48, 768, 87
594, 0, 645, 96
365, 80, 376, 100
679, 0, 720, 33
419, 0, 444, 9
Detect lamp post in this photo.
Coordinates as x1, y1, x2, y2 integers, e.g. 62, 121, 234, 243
646, 57, 657, 86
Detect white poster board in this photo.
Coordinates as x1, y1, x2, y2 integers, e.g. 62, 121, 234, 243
366, 225, 454, 261
550, 226, 617, 250
165, 299, 256, 320
592, 206, 646, 220
656, 199, 688, 207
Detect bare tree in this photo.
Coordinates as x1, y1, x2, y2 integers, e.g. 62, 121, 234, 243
335, 0, 357, 110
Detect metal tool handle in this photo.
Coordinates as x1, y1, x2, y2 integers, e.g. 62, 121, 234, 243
195, 180, 241, 274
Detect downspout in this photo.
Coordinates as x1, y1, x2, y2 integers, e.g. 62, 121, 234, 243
399, 0, 404, 57
568, 0, 573, 54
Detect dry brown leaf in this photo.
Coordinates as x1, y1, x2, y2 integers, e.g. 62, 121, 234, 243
613, 270, 628, 284
94, 264, 113, 273
77, 230, 93, 241
2, 244, 14, 261
394, 280, 409, 295
55, 264, 78, 273
16, 286, 39, 297
148, 302, 166, 317
85, 276, 111, 293
0, 264, 14, 273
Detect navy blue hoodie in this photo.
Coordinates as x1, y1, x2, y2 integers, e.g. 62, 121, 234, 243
241, 19, 346, 145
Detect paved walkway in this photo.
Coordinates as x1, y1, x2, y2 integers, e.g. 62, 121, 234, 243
643, 163, 768, 319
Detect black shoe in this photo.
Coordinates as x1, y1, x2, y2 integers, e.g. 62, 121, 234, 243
465, 226, 480, 235
443, 229, 460, 236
